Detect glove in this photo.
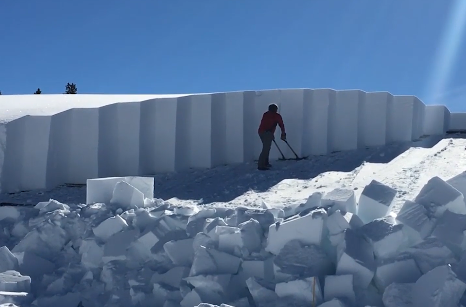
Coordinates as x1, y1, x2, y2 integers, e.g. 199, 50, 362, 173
281, 133, 286, 141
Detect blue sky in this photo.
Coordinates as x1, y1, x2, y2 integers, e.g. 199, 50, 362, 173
1, 0, 466, 110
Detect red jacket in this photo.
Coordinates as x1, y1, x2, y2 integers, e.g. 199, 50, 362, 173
258, 111, 286, 134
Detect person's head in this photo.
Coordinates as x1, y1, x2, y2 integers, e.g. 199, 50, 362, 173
268, 103, 278, 113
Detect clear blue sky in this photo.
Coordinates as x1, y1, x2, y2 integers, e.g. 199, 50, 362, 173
1, 0, 466, 110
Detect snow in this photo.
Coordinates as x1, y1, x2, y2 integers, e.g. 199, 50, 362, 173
4, 89, 466, 306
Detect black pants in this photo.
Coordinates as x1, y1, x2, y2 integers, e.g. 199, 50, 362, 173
258, 131, 274, 168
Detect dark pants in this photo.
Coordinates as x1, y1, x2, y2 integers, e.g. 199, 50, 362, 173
258, 131, 274, 168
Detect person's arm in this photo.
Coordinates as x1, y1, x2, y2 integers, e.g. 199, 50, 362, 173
277, 114, 286, 139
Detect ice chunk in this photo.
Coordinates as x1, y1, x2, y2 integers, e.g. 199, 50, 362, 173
360, 216, 405, 259
234, 208, 275, 231
79, 239, 104, 269
86, 176, 154, 204
335, 229, 375, 289
0, 247, 19, 273
274, 240, 334, 278
431, 209, 466, 256
0, 206, 20, 221
266, 209, 327, 255
374, 253, 422, 291
239, 218, 263, 254
163, 238, 195, 266
216, 226, 243, 256
321, 188, 357, 214
324, 275, 355, 306
357, 180, 397, 224
186, 209, 217, 237
447, 171, 466, 201
103, 229, 139, 263
405, 237, 456, 274
110, 181, 145, 210
0, 271, 30, 293
414, 176, 466, 217
326, 210, 362, 246
190, 246, 241, 276
382, 282, 414, 307
241, 259, 275, 281
35, 199, 70, 214
246, 277, 279, 307
396, 200, 435, 245
294, 192, 323, 214
13, 251, 55, 278
204, 217, 227, 239
92, 215, 128, 242
275, 277, 323, 305
151, 267, 190, 288
413, 264, 466, 307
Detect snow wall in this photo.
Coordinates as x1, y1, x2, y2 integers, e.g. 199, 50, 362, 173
1, 88, 453, 193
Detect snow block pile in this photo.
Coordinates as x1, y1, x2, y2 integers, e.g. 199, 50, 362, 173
2, 89, 435, 194
4, 174, 466, 306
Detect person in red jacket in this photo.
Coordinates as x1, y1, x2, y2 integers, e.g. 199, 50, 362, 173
257, 103, 286, 170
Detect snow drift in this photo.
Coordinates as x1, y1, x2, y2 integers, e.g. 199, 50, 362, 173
0, 88, 457, 193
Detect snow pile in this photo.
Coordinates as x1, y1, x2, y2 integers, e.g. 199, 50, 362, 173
3, 175, 466, 306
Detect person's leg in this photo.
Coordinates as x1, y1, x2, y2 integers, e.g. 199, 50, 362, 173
258, 132, 273, 169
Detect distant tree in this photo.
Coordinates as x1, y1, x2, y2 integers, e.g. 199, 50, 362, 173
65, 83, 77, 94
0, 90, 2, 95
34, 88, 42, 94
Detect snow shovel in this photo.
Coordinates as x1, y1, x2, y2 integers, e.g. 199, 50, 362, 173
275, 139, 308, 161
273, 139, 287, 160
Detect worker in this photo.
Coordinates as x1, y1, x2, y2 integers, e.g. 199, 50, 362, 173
257, 103, 286, 170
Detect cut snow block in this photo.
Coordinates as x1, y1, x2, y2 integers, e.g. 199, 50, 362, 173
0, 247, 19, 273
183, 94, 227, 169
396, 200, 435, 245
373, 253, 422, 291
110, 181, 145, 210
302, 89, 333, 156
414, 176, 466, 217
431, 210, 466, 256
329, 90, 363, 152
98, 102, 140, 177
387, 95, 425, 142
423, 105, 450, 136
335, 229, 375, 289
46, 108, 99, 186
241, 259, 275, 282
324, 275, 355, 305
321, 188, 357, 214
318, 299, 349, 307
246, 277, 279, 307
360, 216, 405, 259
326, 210, 363, 246
163, 239, 195, 267
412, 264, 466, 307
239, 218, 263, 254
275, 277, 323, 305
357, 180, 397, 224
449, 113, 466, 131
0, 271, 31, 293
190, 246, 241, 276
447, 171, 466, 203
266, 208, 327, 255
224, 91, 246, 164
103, 229, 139, 263
360, 92, 389, 147
139, 97, 178, 173
279, 89, 305, 157
406, 237, 457, 274
2, 115, 51, 193
86, 176, 154, 204
174, 96, 192, 171
252, 90, 281, 161
274, 240, 335, 278
92, 215, 128, 242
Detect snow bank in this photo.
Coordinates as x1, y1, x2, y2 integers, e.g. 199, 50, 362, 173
2, 173, 466, 306
1, 89, 441, 193
423, 105, 450, 136
449, 112, 466, 132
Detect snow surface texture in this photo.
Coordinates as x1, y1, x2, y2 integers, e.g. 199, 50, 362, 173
3, 172, 466, 307
2, 88, 456, 193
